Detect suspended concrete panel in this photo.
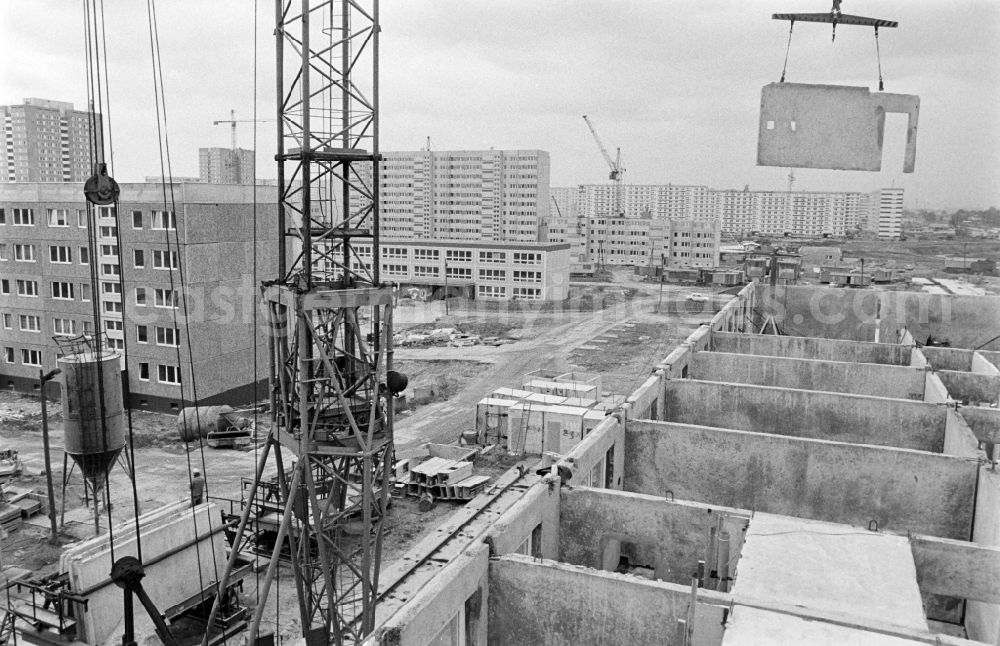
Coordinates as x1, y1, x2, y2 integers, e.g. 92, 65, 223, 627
757, 82, 919, 172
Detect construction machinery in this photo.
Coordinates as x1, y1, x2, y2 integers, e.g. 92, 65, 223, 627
203, 2, 401, 644
212, 109, 274, 150
582, 115, 626, 219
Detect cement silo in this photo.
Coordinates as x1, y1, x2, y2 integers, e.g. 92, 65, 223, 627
58, 350, 126, 531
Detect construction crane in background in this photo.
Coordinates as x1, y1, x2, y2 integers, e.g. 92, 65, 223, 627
582, 115, 625, 218
212, 109, 274, 149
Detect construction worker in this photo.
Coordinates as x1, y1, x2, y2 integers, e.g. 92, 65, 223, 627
190, 470, 206, 506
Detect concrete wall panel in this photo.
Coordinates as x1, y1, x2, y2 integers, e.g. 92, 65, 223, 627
487, 555, 730, 646
711, 331, 910, 365
923, 347, 975, 371
663, 380, 946, 452
623, 421, 977, 539
881, 292, 1000, 350
374, 542, 489, 646
559, 487, 748, 587
558, 416, 625, 490
968, 468, 1000, 644
486, 480, 560, 558
938, 370, 1000, 405
690, 351, 925, 399
753, 285, 882, 341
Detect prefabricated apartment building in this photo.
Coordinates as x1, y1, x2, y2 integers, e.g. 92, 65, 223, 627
361, 284, 1000, 646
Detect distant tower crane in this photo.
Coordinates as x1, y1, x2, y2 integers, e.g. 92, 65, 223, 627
582, 115, 625, 218
212, 109, 274, 149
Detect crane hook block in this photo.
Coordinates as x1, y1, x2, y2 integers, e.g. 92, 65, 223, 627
84, 162, 120, 206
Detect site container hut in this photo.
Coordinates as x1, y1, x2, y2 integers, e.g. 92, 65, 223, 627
475, 397, 521, 445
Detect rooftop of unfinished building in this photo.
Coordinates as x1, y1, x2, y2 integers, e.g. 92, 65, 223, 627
368, 283, 1000, 646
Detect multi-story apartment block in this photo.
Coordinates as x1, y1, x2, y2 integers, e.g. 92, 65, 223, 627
342, 239, 570, 302
361, 150, 550, 243
586, 217, 721, 268
868, 188, 904, 240
198, 147, 255, 184
0, 182, 277, 411
563, 184, 872, 239
1, 98, 100, 183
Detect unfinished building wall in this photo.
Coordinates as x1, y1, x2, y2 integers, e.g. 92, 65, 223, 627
689, 351, 926, 399
623, 421, 977, 539
558, 487, 748, 587
558, 415, 625, 490
710, 331, 912, 364
487, 554, 730, 646
485, 479, 560, 558
967, 468, 1000, 644
374, 542, 490, 646
880, 292, 1000, 349
662, 380, 947, 452
754, 285, 881, 341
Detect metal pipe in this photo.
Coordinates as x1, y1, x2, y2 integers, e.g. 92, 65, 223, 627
39, 368, 62, 544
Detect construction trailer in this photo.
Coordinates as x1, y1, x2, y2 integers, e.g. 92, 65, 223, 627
507, 403, 606, 455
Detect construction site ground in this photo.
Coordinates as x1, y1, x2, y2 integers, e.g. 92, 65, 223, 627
0, 268, 718, 641
797, 238, 1000, 294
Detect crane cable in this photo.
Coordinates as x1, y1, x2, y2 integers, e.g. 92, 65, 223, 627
779, 20, 794, 83
143, 2, 223, 636
81, 0, 124, 564
251, 0, 264, 617
874, 26, 885, 91
89, 0, 148, 564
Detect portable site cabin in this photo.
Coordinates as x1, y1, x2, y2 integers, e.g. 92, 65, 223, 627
475, 397, 520, 445
507, 404, 609, 455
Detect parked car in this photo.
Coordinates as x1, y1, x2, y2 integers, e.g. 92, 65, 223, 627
686, 292, 710, 303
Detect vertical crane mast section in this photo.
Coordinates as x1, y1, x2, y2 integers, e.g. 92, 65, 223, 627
582, 115, 625, 218
204, 2, 388, 645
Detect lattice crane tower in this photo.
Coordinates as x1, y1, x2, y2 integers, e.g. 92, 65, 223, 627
206, 1, 394, 644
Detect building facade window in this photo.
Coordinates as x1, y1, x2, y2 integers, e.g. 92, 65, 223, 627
49, 245, 72, 263
478, 269, 506, 281
137, 326, 148, 343
51, 282, 74, 299
152, 211, 176, 230
12, 209, 34, 226
16, 280, 38, 297
135, 287, 147, 306
152, 249, 179, 269
21, 349, 42, 367
155, 326, 180, 347
154, 288, 179, 308
54, 318, 77, 336
132, 211, 143, 229
19, 314, 41, 332
477, 285, 507, 298
14, 244, 36, 262
138, 362, 150, 380
134, 249, 145, 268
157, 364, 181, 385
47, 209, 70, 227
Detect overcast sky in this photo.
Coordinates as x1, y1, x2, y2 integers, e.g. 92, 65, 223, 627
2, 1, 997, 209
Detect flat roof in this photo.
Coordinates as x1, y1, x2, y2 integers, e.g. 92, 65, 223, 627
732, 513, 927, 632
367, 239, 572, 252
